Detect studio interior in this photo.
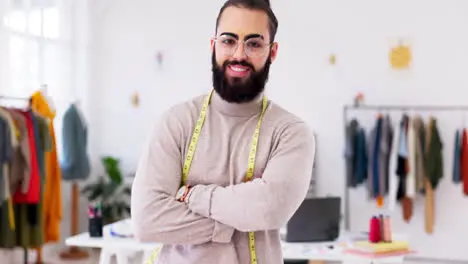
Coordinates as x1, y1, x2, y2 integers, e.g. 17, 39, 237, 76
0, 0, 467, 264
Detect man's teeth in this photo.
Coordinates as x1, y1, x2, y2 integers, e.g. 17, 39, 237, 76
231, 66, 247, 72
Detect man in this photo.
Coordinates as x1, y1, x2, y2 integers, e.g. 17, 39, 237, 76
131, 0, 316, 263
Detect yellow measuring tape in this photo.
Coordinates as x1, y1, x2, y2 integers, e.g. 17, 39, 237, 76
146, 89, 268, 264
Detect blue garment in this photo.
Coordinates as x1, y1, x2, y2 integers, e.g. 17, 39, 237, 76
354, 128, 368, 185
453, 129, 462, 183
60, 104, 91, 181
372, 118, 383, 197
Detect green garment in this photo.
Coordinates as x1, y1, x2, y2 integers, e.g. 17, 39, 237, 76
425, 118, 444, 189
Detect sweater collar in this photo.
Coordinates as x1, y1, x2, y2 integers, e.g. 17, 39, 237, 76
210, 90, 264, 117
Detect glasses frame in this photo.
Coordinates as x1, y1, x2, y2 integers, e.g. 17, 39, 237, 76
212, 35, 274, 58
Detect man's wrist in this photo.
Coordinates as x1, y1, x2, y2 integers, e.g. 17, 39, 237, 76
185, 186, 195, 204
176, 185, 195, 203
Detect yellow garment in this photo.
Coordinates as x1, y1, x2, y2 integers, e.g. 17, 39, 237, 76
31, 91, 62, 242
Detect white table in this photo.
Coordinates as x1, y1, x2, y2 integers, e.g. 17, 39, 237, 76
65, 219, 408, 264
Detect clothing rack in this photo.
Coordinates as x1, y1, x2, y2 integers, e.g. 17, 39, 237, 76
0, 95, 39, 264
0, 95, 31, 102
342, 104, 468, 231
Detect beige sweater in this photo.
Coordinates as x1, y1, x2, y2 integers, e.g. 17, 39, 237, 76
131, 91, 316, 264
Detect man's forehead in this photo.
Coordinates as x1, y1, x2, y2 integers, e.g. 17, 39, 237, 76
217, 6, 269, 41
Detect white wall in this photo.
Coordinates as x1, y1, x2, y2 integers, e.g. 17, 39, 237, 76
87, 0, 468, 261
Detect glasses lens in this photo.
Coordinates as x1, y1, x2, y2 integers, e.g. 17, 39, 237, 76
216, 36, 238, 55
245, 38, 267, 57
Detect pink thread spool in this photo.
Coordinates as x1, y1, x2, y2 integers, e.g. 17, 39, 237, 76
383, 215, 392, 242
369, 216, 381, 243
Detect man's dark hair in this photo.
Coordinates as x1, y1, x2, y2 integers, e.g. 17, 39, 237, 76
215, 0, 278, 42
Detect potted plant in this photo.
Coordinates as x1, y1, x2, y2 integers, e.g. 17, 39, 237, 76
81, 156, 131, 225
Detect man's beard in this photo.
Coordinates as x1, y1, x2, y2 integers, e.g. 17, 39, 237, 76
211, 50, 271, 103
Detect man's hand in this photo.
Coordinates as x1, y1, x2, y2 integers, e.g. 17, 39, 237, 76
242, 169, 264, 183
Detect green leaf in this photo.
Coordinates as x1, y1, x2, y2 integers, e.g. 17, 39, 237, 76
102, 156, 123, 184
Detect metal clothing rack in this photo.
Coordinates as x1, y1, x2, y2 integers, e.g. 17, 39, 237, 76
342, 103, 468, 231
0, 95, 36, 264
0, 95, 30, 102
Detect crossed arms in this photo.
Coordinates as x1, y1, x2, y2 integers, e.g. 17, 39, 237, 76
131, 110, 316, 245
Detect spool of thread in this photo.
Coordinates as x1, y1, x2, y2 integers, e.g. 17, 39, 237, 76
379, 214, 385, 240
369, 216, 381, 243
383, 215, 392, 242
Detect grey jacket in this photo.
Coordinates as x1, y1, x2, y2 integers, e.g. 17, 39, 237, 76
60, 104, 90, 181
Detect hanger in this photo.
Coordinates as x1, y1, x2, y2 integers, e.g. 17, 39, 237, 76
377, 106, 383, 119
40, 84, 56, 111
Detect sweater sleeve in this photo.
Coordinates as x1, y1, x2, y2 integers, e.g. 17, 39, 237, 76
187, 121, 316, 232
131, 109, 235, 245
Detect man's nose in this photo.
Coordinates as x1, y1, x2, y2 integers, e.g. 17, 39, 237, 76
232, 42, 248, 60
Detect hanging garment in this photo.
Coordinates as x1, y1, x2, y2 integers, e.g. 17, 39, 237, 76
412, 116, 426, 193
367, 116, 383, 198
12, 111, 40, 204
345, 119, 367, 187
461, 129, 468, 195
345, 119, 357, 187
424, 117, 443, 233
6, 109, 30, 195
31, 90, 62, 243
0, 200, 16, 248
0, 117, 12, 201
396, 115, 409, 201
0, 108, 17, 246
425, 117, 444, 189
424, 119, 435, 234
61, 103, 91, 181
453, 129, 462, 183
0, 108, 18, 149
395, 115, 413, 222
355, 127, 368, 184
378, 115, 393, 197
388, 116, 401, 212
406, 118, 416, 198
35, 114, 53, 179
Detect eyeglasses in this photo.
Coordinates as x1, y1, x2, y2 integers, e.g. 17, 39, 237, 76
213, 35, 272, 58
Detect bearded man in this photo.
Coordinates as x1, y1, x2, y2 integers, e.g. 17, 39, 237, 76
131, 0, 316, 263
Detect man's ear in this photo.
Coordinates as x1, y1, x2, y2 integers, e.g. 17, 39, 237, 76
210, 38, 215, 53
269, 42, 279, 63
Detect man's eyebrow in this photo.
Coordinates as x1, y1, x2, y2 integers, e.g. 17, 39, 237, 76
220, 32, 238, 39
245, 34, 263, 40
219, 32, 264, 40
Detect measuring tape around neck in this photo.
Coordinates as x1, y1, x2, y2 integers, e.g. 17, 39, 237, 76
146, 90, 268, 264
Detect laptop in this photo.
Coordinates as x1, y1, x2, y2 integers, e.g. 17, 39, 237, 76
285, 197, 341, 243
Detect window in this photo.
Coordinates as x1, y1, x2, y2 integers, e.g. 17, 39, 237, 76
1, 1, 71, 99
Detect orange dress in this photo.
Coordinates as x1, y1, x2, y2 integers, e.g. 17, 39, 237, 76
31, 91, 62, 242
